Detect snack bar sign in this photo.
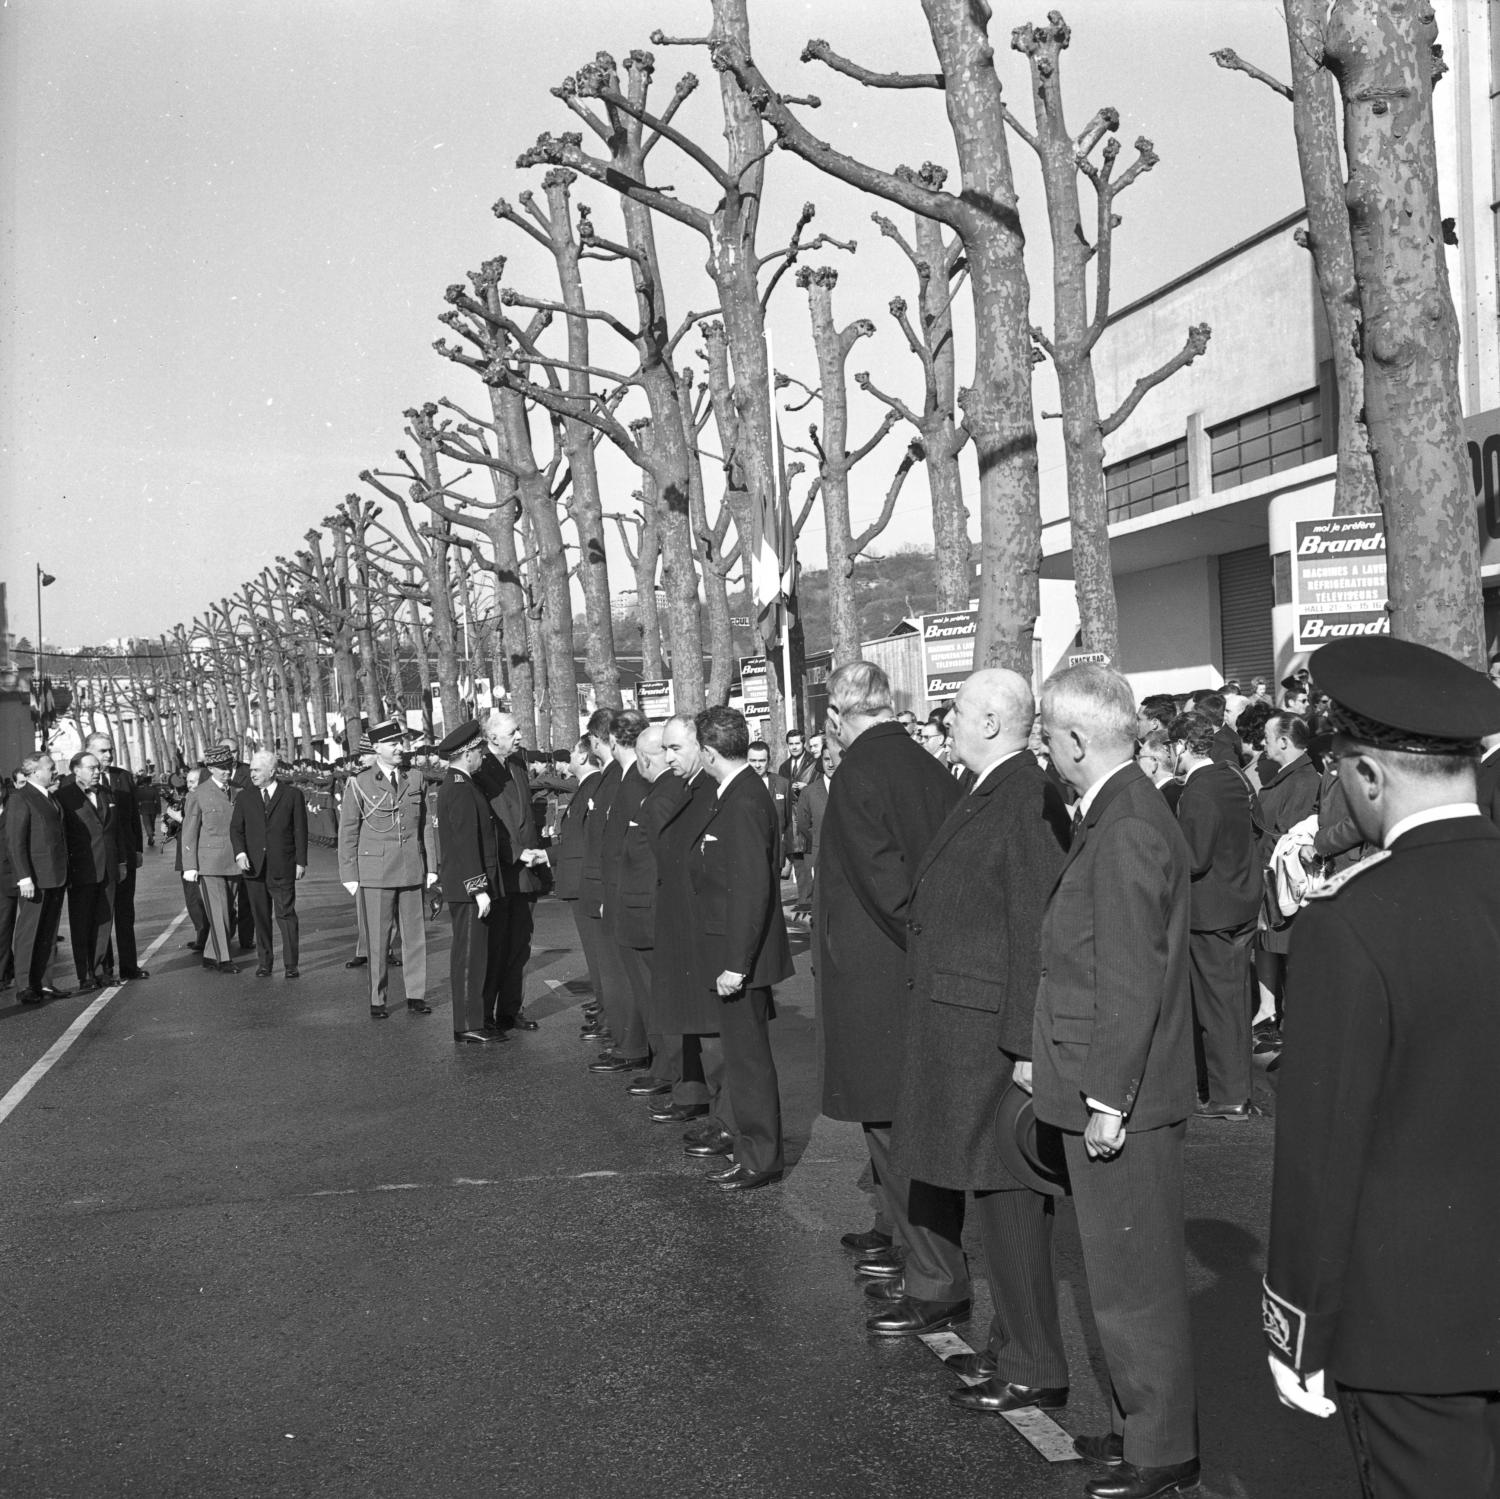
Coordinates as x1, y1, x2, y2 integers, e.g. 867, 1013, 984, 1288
921, 608, 978, 701
1292, 514, 1390, 648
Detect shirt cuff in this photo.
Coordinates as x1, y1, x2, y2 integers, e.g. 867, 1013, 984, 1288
1086, 1097, 1123, 1117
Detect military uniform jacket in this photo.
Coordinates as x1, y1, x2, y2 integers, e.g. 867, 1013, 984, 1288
552, 770, 600, 901
599, 761, 649, 944
689, 768, 794, 994
1032, 763, 1196, 1133
56, 781, 126, 886
435, 768, 502, 905
6, 783, 68, 889
182, 777, 240, 877
652, 772, 721, 1034
577, 759, 623, 918
337, 765, 434, 888
605, 771, 687, 951
1264, 816, 1500, 1392
816, 721, 961, 1122
1175, 761, 1262, 931
891, 753, 1069, 1189
474, 751, 547, 895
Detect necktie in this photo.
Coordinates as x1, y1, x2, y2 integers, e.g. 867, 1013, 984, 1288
263, 786, 273, 807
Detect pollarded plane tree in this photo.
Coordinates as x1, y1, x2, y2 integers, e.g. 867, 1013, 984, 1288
269, 560, 331, 752
716, 3, 1046, 672
785, 264, 917, 666
328, 499, 389, 726
1214, 0, 1480, 661
290, 523, 378, 748
1011, 12, 1211, 661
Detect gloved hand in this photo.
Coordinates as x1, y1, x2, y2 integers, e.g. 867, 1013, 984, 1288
1268, 1357, 1336, 1417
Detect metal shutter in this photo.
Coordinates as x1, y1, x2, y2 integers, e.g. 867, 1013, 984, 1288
1218, 547, 1275, 685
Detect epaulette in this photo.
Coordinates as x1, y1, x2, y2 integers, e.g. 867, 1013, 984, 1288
1304, 849, 1391, 901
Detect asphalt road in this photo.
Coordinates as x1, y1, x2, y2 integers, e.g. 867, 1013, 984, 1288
1, 845, 1352, 1498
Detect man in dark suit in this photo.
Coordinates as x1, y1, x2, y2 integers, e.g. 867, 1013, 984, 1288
747, 740, 793, 862
813, 660, 961, 1312
6, 752, 71, 1004
230, 749, 308, 979
689, 706, 794, 1192
576, 709, 633, 1065
1188, 691, 1243, 768
1167, 711, 1263, 1121
85, 732, 149, 980
890, 668, 1072, 1396
551, 736, 607, 1042
1035, 664, 1199, 1499
1265, 637, 1500, 1499
56, 751, 127, 992
434, 722, 506, 1045
474, 710, 550, 1034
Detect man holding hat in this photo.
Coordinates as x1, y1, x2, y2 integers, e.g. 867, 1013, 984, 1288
338, 719, 438, 1019
435, 722, 505, 1045
1264, 637, 1500, 1499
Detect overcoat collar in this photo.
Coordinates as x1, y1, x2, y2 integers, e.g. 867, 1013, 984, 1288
910, 750, 1034, 890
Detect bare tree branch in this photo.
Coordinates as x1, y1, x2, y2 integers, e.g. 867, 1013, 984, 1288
801, 37, 943, 89
1100, 323, 1212, 437
1210, 47, 1294, 100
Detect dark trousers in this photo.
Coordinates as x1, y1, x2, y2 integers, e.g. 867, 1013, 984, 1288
181, 875, 209, 945
864, 1125, 965, 1301
1063, 1122, 1197, 1469
111, 859, 139, 972
229, 873, 255, 948
791, 854, 812, 907
67, 880, 114, 981
973, 1188, 1068, 1387
1338, 1385, 1500, 1499
245, 875, 299, 971
614, 943, 654, 1063
482, 893, 535, 1026
357, 886, 426, 1005
449, 900, 502, 1033
576, 908, 636, 1054
14, 886, 65, 991
674, 1033, 709, 1109
698, 986, 782, 1176
0, 885, 16, 986
1189, 922, 1255, 1105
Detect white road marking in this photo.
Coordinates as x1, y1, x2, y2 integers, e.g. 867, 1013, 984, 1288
0, 911, 187, 1126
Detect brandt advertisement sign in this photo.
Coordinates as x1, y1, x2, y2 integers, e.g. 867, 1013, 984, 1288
920, 608, 978, 702
1291, 514, 1390, 649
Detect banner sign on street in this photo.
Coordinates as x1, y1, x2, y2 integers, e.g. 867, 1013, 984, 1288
920, 608, 978, 702
1291, 514, 1390, 648
739, 655, 769, 705
636, 679, 675, 722
1067, 651, 1110, 667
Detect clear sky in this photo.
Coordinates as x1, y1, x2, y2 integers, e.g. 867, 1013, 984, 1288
0, 0, 1298, 650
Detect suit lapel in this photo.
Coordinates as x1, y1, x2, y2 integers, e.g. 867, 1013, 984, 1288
911, 753, 1029, 891
1052, 762, 1139, 888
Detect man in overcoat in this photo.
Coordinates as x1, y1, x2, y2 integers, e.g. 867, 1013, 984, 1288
1034, 664, 1199, 1499
230, 749, 308, 978
56, 751, 127, 991
551, 735, 607, 1041
8, 753, 70, 1002
890, 669, 1072, 1389
815, 660, 960, 1294
689, 706, 793, 1191
576, 708, 631, 1062
86, 732, 149, 980
182, 745, 243, 973
1265, 637, 1500, 1499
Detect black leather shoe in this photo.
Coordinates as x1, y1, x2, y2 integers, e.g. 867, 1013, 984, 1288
627, 1076, 672, 1097
1074, 1433, 1125, 1467
1084, 1459, 1200, 1498
502, 1011, 539, 1031
714, 1164, 783, 1192
856, 1242, 904, 1265
589, 1053, 648, 1073
74, 978, 99, 995
866, 1296, 971, 1337
17, 989, 45, 1005
651, 1102, 709, 1123
370, 1005, 389, 1020
217, 963, 239, 975
684, 1133, 734, 1158
454, 1030, 500, 1044
120, 968, 149, 979
39, 985, 73, 999
943, 1350, 1000, 1379
863, 1277, 905, 1303
256, 966, 272, 978
285, 968, 299, 979
579, 1023, 611, 1041
840, 1229, 894, 1254
703, 1158, 742, 1181
184, 940, 204, 952
1194, 1100, 1259, 1121
202, 959, 218, 972
345, 956, 368, 969
407, 998, 433, 1014
948, 1378, 1068, 1414
855, 1256, 905, 1280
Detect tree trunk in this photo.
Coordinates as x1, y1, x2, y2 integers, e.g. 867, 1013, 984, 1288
1325, 0, 1483, 661
681, 374, 735, 704
478, 415, 537, 742
632, 496, 665, 681
407, 412, 467, 730
406, 591, 434, 740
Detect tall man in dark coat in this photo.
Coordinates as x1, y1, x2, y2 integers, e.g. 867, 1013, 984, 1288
85, 732, 149, 980
56, 751, 127, 992
7, 753, 70, 1003
689, 706, 794, 1191
434, 722, 506, 1045
474, 710, 550, 1033
653, 716, 722, 1138
1035, 665, 1199, 1499
576, 708, 633, 1064
1264, 637, 1500, 1499
890, 668, 1072, 1392
814, 661, 960, 1296
1167, 711, 1263, 1120
552, 736, 607, 1042
230, 749, 308, 979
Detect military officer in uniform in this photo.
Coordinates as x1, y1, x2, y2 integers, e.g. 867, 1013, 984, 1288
338, 719, 438, 1019
434, 722, 505, 1045
1264, 637, 1500, 1499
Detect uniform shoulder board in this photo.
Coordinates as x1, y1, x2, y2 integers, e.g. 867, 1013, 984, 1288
1305, 848, 1391, 901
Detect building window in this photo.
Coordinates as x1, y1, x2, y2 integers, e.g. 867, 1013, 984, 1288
1209, 388, 1323, 492
1104, 438, 1190, 522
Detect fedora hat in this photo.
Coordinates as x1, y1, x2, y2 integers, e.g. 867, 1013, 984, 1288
995, 1078, 1070, 1197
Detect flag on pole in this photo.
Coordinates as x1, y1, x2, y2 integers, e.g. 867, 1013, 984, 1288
755, 337, 798, 648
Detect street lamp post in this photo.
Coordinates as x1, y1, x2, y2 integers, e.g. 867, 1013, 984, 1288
34, 563, 56, 749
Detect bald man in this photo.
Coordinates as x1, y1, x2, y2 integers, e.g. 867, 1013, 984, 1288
231, 750, 308, 978
890, 669, 1072, 1403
